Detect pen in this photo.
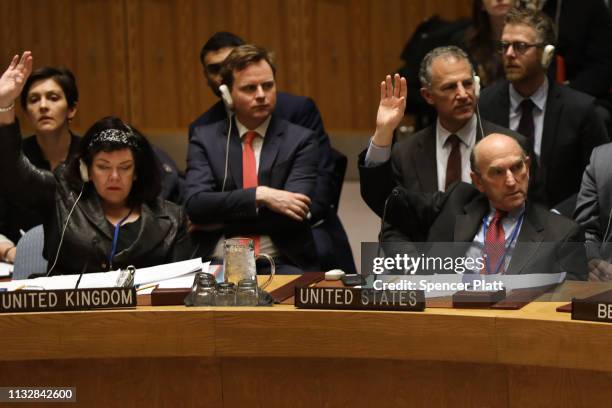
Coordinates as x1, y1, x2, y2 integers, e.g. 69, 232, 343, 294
13, 284, 26, 291
135, 283, 158, 292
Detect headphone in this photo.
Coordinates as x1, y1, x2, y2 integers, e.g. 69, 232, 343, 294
219, 84, 234, 111
473, 74, 486, 139
541, 44, 555, 69
218, 84, 234, 192
79, 159, 89, 182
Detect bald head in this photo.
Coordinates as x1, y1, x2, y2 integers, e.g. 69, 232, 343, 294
470, 133, 526, 174
470, 133, 530, 212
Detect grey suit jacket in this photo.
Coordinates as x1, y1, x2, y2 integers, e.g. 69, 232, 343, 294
479, 80, 609, 208
575, 143, 612, 260
383, 183, 587, 280
358, 118, 526, 216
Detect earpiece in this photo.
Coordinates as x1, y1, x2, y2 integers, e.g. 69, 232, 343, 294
219, 84, 234, 111
473, 74, 485, 138
473, 75, 481, 99
219, 84, 234, 192
79, 159, 89, 183
541, 44, 555, 69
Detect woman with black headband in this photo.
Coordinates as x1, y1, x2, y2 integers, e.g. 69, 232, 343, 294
0, 52, 193, 275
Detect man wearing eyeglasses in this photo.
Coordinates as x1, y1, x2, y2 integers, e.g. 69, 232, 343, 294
479, 7, 609, 214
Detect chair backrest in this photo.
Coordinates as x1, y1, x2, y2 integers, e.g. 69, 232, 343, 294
330, 147, 348, 211
13, 225, 47, 280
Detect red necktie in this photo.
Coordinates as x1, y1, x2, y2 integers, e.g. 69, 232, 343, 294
445, 134, 461, 191
242, 131, 260, 254
483, 210, 507, 274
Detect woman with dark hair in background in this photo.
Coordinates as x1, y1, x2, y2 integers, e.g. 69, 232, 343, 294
455, 0, 516, 86
0, 52, 192, 275
0, 66, 80, 264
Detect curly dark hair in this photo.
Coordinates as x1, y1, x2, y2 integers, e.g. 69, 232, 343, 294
65, 116, 161, 206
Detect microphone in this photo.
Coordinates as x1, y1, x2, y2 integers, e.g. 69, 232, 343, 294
47, 184, 85, 276
377, 187, 400, 258
75, 237, 97, 289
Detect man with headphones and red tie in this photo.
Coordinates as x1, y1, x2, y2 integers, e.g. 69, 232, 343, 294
185, 45, 320, 274
369, 68, 586, 280
479, 7, 609, 214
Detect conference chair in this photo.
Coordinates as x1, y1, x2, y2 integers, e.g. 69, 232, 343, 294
13, 224, 47, 280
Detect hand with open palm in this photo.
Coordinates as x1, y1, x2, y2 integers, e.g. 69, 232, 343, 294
373, 73, 407, 147
0, 51, 32, 109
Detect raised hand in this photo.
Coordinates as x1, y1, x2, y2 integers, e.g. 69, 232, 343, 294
0, 51, 32, 108
588, 258, 612, 281
372, 73, 407, 147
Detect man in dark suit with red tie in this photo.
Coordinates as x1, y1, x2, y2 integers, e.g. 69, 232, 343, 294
358, 46, 524, 217
190, 32, 356, 274
372, 68, 586, 280
186, 45, 320, 273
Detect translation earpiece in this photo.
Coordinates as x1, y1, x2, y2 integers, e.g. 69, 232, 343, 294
541, 44, 555, 69
473, 75, 481, 99
79, 159, 89, 183
219, 84, 234, 111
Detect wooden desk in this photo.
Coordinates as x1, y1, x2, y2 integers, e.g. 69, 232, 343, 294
1, 278, 612, 407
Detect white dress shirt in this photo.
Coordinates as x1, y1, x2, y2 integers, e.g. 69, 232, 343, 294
212, 116, 279, 258
435, 115, 477, 191
365, 115, 478, 192
509, 77, 548, 160
464, 204, 525, 274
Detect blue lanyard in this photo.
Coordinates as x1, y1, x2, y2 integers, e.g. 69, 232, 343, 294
108, 208, 133, 270
482, 211, 524, 275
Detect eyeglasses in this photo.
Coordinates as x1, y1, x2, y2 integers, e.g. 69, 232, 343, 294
496, 41, 543, 55
205, 63, 223, 75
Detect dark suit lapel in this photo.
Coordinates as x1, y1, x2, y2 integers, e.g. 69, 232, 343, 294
494, 82, 511, 127
114, 204, 172, 264
414, 126, 438, 192
227, 118, 243, 189
78, 190, 113, 241
539, 83, 562, 163
258, 116, 282, 186
454, 195, 489, 242
505, 203, 544, 275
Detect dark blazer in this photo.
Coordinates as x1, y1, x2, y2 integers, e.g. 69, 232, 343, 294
0, 133, 80, 244
185, 115, 320, 271
383, 183, 587, 280
575, 143, 612, 260
0, 122, 192, 275
189, 92, 336, 223
358, 118, 526, 217
152, 145, 185, 205
543, 0, 612, 98
479, 80, 609, 208
190, 92, 356, 273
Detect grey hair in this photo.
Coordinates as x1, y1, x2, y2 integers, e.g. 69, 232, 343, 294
418, 46, 473, 88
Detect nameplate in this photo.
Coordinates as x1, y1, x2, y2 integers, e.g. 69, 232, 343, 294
452, 289, 506, 308
295, 287, 425, 311
571, 289, 612, 323
0, 287, 137, 313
